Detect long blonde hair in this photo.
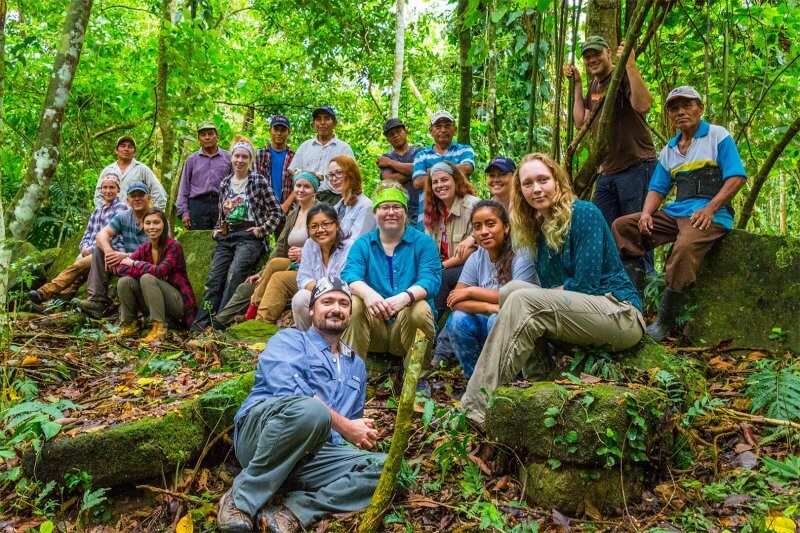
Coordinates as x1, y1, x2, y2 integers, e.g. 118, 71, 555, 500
510, 153, 576, 255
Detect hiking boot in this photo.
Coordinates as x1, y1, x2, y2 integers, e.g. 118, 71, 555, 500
140, 322, 168, 344
257, 504, 302, 533
646, 289, 685, 342
118, 321, 140, 338
29, 290, 45, 305
622, 259, 646, 297
217, 489, 253, 533
71, 297, 107, 319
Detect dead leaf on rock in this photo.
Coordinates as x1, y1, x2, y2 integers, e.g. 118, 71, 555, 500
734, 443, 753, 454
583, 499, 602, 521
723, 493, 755, 507
708, 356, 734, 372
732, 450, 759, 470
552, 509, 570, 531
747, 351, 767, 361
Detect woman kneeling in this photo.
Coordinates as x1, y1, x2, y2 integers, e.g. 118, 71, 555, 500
117, 209, 197, 343
461, 154, 645, 425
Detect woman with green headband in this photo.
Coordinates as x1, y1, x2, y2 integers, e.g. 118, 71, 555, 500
213, 172, 320, 327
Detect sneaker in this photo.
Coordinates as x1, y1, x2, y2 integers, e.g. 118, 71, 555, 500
71, 297, 107, 319
257, 504, 302, 533
217, 489, 253, 533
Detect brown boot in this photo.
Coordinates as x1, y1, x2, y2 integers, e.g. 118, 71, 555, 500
217, 489, 253, 533
140, 322, 168, 344
118, 321, 140, 338
258, 504, 302, 533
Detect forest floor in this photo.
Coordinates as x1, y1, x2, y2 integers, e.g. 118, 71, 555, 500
1, 310, 799, 532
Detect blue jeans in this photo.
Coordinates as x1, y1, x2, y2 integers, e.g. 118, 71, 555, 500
446, 310, 497, 379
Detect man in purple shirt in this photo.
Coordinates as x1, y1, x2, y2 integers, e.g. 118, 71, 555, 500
177, 121, 232, 230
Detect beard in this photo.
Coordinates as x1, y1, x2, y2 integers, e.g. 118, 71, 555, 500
313, 311, 350, 336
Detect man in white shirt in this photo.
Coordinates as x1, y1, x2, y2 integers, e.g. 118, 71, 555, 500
93, 136, 167, 210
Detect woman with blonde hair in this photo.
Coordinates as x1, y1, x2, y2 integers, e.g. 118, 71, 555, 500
461, 153, 645, 426
328, 155, 376, 245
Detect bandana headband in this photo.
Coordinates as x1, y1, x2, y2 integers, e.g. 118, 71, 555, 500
231, 142, 254, 159
294, 172, 320, 192
372, 187, 408, 212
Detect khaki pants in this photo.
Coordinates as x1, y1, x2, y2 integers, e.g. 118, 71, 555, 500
251, 257, 297, 322
118, 274, 184, 326
342, 296, 435, 369
462, 285, 645, 425
292, 289, 313, 331
39, 254, 93, 300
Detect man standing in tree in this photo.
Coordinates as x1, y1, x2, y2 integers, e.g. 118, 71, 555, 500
565, 35, 657, 278
93, 136, 167, 210
612, 86, 747, 341
177, 121, 232, 230
255, 115, 295, 216
377, 118, 419, 225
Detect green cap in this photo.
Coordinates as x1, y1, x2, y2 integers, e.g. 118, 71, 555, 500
197, 121, 217, 133
581, 35, 610, 55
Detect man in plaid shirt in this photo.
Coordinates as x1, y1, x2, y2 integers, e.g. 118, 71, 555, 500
255, 115, 295, 216
29, 173, 129, 311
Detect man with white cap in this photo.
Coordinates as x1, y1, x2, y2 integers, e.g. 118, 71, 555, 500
612, 86, 747, 340
94, 136, 167, 210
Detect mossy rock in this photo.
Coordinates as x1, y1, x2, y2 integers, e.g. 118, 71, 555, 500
9, 241, 43, 290
224, 320, 280, 343
177, 230, 217, 303
685, 230, 800, 353
487, 382, 667, 467
195, 372, 255, 431
521, 460, 646, 515
45, 231, 84, 280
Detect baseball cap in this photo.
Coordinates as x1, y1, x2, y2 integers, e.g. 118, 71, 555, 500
665, 86, 703, 105
127, 182, 150, 196
116, 135, 136, 148
270, 114, 291, 129
312, 106, 337, 121
581, 35, 610, 55
196, 121, 217, 133
308, 276, 352, 309
383, 118, 406, 134
430, 110, 456, 126
485, 157, 516, 174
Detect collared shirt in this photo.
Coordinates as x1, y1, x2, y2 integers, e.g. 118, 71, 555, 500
235, 327, 366, 444
79, 198, 129, 253
94, 159, 167, 210
296, 240, 352, 290
107, 209, 150, 253
411, 142, 476, 182
342, 226, 442, 317
534, 200, 642, 311
334, 194, 377, 247
215, 171, 284, 248
288, 136, 355, 175
459, 247, 539, 289
176, 148, 232, 217
424, 194, 480, 257
649, 120, 747, 230
255, 145, 295, 203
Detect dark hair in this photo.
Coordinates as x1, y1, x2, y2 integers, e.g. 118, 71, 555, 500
306, 203, 349, 251
142, 208, 170, 250
423, 161, 477, 228
470, 199, 515, 286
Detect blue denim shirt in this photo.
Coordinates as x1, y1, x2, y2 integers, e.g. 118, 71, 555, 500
341, 226, 442, 318
234, 327, 366, 444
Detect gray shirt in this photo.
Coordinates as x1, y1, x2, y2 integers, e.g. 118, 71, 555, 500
288, 136, 355, 194
95, 159, 167, 210
458, 247, 539, 289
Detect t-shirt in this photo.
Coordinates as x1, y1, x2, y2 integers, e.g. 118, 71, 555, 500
269, 147, 288, 202
584, 70, 657, 175
459, 247, 539, 289
223, 178, 250, 222
107, 209, 149, 253
381, 146, 419, 221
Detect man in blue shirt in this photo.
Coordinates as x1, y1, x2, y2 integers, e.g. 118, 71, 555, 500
217, 277, 385, 533
612, 86, 747, 340
255, 115, 295, 216
341, 182, 442, 375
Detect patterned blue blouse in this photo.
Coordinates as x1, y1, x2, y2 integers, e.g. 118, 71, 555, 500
534, 200, 642, 311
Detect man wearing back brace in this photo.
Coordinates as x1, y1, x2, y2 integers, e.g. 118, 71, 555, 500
612, 86, 747, 341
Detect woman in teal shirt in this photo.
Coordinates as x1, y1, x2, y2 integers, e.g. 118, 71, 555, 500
461, 153, 645, 426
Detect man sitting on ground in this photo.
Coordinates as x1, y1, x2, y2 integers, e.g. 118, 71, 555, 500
29, 173, 129, 311
217, 277, 385, 533
72, 182, 153, 318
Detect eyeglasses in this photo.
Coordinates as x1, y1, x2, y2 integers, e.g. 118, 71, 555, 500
309, 221, 336, 232
326, 170, 344, 180
377, 204, 405, 213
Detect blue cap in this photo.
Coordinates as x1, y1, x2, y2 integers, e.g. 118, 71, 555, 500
485, 157, 516, 174
270, 114, 290, 129
127, 182, 150, 195
312, 106, 337, 121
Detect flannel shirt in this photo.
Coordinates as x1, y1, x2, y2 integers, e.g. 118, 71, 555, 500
119, 238, 198, 327
254, 146, 295, 203
79, 198, 129, 253
215, 171, 284, 248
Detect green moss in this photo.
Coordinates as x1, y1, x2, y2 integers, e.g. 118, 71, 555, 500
177, 230, 216, 303
45, 232, 84, 280
225, 320, 280, 343
196, 372, 255, 432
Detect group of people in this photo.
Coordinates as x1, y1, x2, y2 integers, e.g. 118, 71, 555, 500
29, 34, 748, 533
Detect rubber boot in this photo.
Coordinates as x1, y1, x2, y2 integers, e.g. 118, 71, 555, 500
622, 259, 646, 297
646, 289, 685, 341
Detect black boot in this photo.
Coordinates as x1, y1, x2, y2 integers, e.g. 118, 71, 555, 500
646, 289, 685, 341
622, 259, 646, 297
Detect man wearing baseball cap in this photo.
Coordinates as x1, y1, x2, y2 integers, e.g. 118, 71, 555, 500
411, 110, 475, 230
255, 115, 296, 218
377, 118, 421, 224
94, 135, 167, 210
177, 121, 232, 230
612, 85, 747, 341
564, 34, 657, 235
484, 157, 516, 210
217, 276, 386, 533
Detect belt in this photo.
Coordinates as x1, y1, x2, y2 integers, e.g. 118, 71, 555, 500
226, 220, 256, 231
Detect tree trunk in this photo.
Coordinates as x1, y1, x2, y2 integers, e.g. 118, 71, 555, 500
551, 0, 568, 161
456, 0, 472, 145
779, 171, 787, 234
526, 9, 543, 152
585, 0, 620, 51
157, 0, 177, 220
624, 0, 637, 33
241, 105, 254, 134
485, 5, 499, 158
5, 0, 93, 241
736, 113, 800, 229
390, 0, 405, 118
0, 0, 10, 319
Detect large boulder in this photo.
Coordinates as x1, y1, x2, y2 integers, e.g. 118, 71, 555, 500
177, 230, 216, 303
45, 231, 84, 280
685, 230, 800, 352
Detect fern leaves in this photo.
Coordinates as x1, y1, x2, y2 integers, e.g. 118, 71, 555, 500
744, 364, 800, 422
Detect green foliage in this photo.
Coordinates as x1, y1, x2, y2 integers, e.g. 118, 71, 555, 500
761, 455, 800, 482
744, 362, 800, 422
769, 327, 788, 343
569, 346, 623, 381
1, 398, 79, 450
680, 396, 725, 428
